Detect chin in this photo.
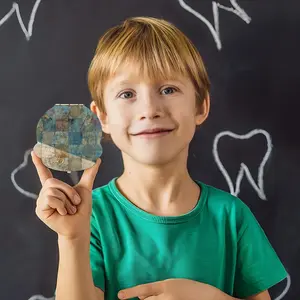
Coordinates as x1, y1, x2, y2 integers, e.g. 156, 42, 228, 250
136, 156, 173, 166
130, 148, 186, 166
117, 136, 191, 166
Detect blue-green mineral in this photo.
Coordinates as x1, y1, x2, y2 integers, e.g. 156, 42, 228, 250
33, 104, 103, 172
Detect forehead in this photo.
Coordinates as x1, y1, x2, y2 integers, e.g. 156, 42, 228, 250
106, 61, 190, 90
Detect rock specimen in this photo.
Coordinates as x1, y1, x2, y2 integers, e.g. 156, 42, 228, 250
33, 104, 103, 172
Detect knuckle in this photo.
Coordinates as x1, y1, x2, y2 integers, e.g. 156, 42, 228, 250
43, 187, 54, 196
60, 196, 66, 205
49, 187, 62, 198
44, 177, 57, 186
44, 194, 54, 205
45, 188, 65, 202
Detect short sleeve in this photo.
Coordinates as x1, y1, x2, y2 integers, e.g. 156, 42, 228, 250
90, 209, 106, 292
233, 199, 288, 298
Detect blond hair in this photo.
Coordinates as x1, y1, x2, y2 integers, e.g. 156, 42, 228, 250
87, 16, 210, 139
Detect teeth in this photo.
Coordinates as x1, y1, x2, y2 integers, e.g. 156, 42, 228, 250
213, 129, 272, 200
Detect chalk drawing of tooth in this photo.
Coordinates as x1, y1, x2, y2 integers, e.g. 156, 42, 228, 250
0, 0, 42, 41
213, 129, 272, 200
274, 273, 291, 300
178, 0, 251, 50
11, 148, 79, 199
28, 295, 55, 300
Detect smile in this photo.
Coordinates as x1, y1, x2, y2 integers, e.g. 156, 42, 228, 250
133, 129, 173, 139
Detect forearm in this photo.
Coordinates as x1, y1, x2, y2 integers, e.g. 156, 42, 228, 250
217, 288, 270, 300
206, 284, 241, 300
217, 291, 241, 300
223, 296, 241, 300
55, 235, 99, 300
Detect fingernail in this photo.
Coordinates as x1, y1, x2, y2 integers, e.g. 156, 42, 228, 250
73, 194, 81, 205
71, 206, 77, 214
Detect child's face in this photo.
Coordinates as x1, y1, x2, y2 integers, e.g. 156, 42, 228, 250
93, 64, 209, 165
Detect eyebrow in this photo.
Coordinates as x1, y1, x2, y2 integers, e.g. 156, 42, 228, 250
115, 80, 133, 86
109, 78, 186, 92
109, 80, 132, 93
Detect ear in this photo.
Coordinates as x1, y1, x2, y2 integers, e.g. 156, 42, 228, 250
90, 101, 111, 134
195, 92, 210, 126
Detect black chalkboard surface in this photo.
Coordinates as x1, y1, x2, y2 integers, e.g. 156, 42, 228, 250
1, 1, 299, 299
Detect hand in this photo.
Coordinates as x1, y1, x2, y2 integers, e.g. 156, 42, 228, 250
118, 278, 230, 300
31, 150, 101, 240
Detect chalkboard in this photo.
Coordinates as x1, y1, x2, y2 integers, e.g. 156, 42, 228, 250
1, 1, 299, 299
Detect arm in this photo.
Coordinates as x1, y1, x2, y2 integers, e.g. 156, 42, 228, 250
211, 288, 270, 300
246, 290, 271, 300
55, 235, 104, 300
222, 289, 270, 300
221, 288, 270, 300
95, 287, 104, 300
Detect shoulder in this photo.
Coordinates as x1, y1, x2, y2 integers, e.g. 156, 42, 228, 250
196, 180, 249, 214
195, 180, 255, 236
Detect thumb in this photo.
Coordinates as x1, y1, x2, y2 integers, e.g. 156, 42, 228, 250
76, 158, 101, 191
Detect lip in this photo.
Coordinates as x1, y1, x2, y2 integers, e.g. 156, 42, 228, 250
133, 128, 174, 135
132, 129, 174, 139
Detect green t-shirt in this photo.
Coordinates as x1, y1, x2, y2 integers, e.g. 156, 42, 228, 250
90, 177, 287, 300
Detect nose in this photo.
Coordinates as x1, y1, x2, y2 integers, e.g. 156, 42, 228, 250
136, 91, 165, 120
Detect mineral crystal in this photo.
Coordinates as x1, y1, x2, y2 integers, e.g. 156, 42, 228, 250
33, 104, 103, 172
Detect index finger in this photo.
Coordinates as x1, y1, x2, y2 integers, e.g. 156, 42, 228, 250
31, 150, 53, 186
118, 282, 160, 299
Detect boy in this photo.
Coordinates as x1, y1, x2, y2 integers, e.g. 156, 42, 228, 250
32, 16, 287, 300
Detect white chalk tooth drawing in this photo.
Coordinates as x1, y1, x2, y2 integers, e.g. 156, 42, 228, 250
178, 0, 251, 50
11, 149, 39, 199
213, 129, 272, 200
28, 295, 55, 300
213, 130, 291, 297
0, 0, 42, 41
11, 149, 79, 199
274, 273, 291, 300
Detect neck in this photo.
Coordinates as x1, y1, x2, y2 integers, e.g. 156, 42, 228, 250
116, 149, 200, 216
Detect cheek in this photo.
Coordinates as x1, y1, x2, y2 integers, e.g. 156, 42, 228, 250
107, 105, 130, 128
176, 113, 197, 141
108, 119, 131, 144
177, 107, 196, 126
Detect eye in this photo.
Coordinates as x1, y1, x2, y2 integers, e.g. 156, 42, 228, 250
161, 87, 177, 95
119, 91, 134, 99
